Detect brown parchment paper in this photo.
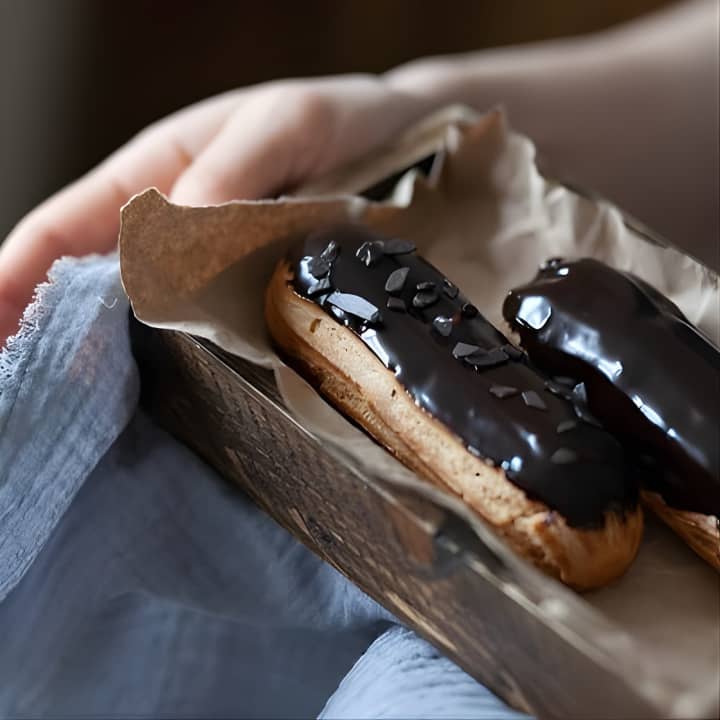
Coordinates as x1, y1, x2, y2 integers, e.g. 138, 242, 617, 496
120, 108, 719, 718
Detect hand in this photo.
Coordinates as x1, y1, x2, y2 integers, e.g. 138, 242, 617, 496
0, 75, 432, 345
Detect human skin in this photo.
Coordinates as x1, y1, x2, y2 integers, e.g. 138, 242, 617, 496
386, 0, 719, 266
0, 0, 716, 346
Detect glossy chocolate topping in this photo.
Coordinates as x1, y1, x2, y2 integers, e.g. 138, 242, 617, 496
287, 225, 637, 528
503, 258, 720, 516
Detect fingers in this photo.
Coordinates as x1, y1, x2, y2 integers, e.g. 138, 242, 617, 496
170, 86, 335, 205
0, 92, 238, 342
0, 173, 133, 344
169, 78, 433, 206
0, 76, 430, 346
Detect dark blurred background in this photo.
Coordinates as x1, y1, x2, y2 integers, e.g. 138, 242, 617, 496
0, 0, 675, 241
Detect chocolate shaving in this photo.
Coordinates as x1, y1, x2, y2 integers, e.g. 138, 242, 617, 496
432, 316, 453, 337
383, 238, 415, 255
384, 267, 409, 295
327, 291, 381, 323
416, 281, 436, 291
442, 279, 459, 299
386, 297, 407, 313
466, 348, 509, 368
320, 240, 339, 262
307, 276, 332, 297
572, 382, 589, 405
356, 241, 384, 267
544, 379, 574, 401
502, 343, 524, 361
522, 390, 547, 410
556, 419, 578, 433
452, 342, 480, 359
461, 303, 478, 318
412, 289, 439, 309
308, 256, 331, 279
489, 384, 519, 399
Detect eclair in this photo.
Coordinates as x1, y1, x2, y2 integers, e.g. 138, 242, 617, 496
265, 225, 642, 590
503, 258, 720, 570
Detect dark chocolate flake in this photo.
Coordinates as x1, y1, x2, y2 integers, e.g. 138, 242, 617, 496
553, 376, 577, 388
416, 281, 436, 291
327, 291, 381, 323
386, 297, 406, 313
383, 238, 415, 255
384, 267, 409, 294
461, 303, 478, 318
356, 241, 384, 267
307, 276, 332, 297
544, 379, 574, 401
572, 382, 588, 405
502, 343, 524, 361
466, 348, 509, 368
522, 390, 547, 411
319, 240, 339, 262
442, 279, 459, 299
432, 315, 453, 337
412, 289, 439, 309
556, 419, 578, 433
551, 448, 579, 464
489, 384, 519, 399
452, 342, 480, 359
308, 256, 331, 279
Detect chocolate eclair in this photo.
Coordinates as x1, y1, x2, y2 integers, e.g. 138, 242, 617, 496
503, 258, 720, 570
265, 225, 642, 590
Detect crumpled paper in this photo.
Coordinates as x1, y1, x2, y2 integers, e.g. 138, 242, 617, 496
120, 107, 719, 719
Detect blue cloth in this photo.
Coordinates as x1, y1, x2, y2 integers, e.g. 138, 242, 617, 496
0, 255, 528, 719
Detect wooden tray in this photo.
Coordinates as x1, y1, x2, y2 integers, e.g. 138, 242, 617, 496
130, 319, 664, 719
126, 121, 718, 717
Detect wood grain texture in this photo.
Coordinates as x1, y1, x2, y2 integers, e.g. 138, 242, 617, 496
130, 317, 661, 719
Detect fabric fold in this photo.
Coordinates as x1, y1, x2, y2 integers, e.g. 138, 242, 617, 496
320, 625, 529, 719
0, 254, 139, 602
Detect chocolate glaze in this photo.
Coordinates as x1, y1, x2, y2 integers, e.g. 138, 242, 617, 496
287, 225, 637, 528
503, 258, 720, 516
